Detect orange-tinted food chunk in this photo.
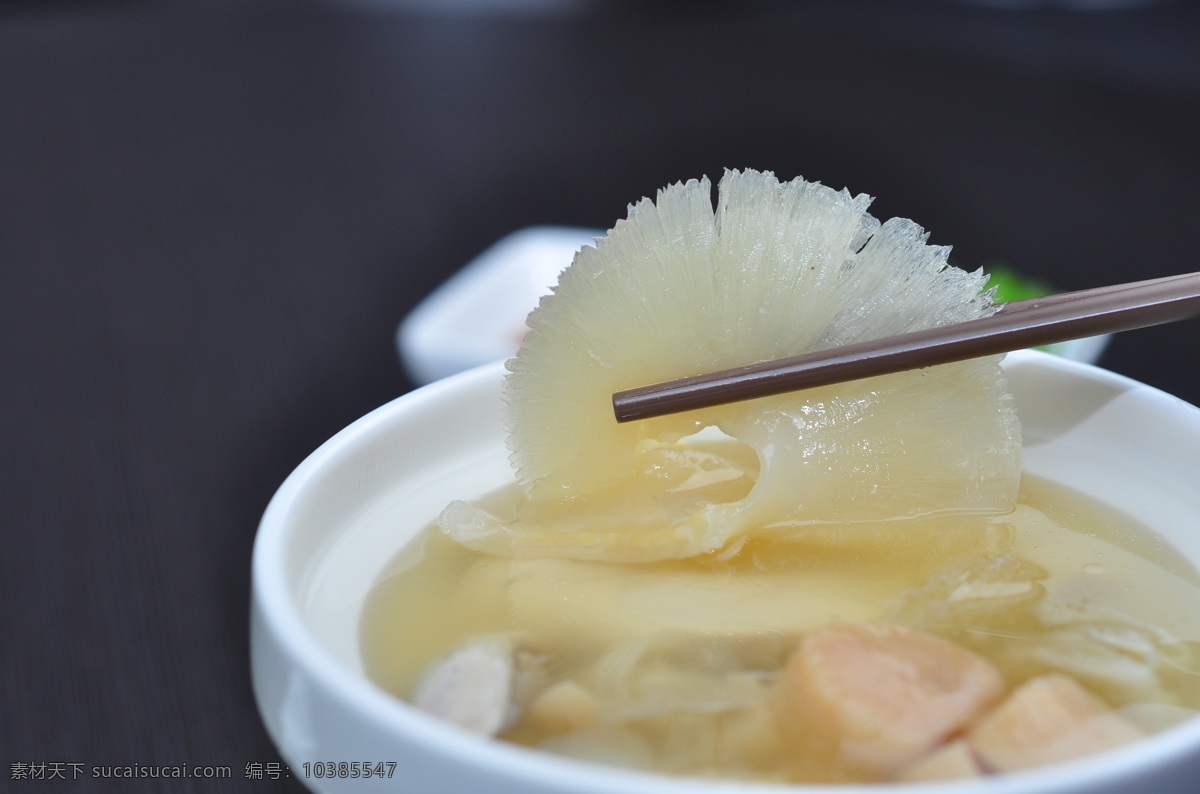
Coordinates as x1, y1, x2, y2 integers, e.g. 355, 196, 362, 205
968, 673, 1145, 772
783, 623, 1003, 772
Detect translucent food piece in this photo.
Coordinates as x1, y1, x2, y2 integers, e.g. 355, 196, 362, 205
440, 436, 757, 562
1021, 620, 1189, 705
888, 552, 1049, 632
443, 170, 1021, 562
578, 631, 788, 721
887, 549, 1200, 709
540, 703, 788, 781
501, 517, 1021, 661
525, 633, 792, 780
506, 551, 886, 654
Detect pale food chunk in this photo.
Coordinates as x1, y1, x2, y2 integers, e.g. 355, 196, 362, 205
411, 638, 520, 735
896, 739, 983, 782
968, 673, 1145, 772
523, 680, 599, 735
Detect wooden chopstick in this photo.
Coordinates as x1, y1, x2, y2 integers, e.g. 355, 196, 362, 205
612, 271, 1200, 423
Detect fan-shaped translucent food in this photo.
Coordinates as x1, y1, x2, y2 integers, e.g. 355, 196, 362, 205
440, 169, 1021, 562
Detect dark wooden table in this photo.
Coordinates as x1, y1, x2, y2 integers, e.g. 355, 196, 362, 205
3, 0, 1198, 790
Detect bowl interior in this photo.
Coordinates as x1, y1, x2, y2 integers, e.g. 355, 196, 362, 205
254, 350, 1200, 792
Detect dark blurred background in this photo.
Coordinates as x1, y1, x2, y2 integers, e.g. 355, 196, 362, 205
2, 0, 1198, 790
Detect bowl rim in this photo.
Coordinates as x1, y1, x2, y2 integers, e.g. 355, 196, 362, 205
252, 350, 1200, 793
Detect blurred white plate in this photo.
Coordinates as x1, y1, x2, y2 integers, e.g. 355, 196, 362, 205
397, 227, 601, 385
397, 227, 1108, 385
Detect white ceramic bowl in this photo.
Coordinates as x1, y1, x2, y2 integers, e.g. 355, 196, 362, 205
251, 350, 1200, 793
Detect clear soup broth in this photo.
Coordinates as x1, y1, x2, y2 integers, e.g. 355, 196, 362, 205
360, 475, 1200, 784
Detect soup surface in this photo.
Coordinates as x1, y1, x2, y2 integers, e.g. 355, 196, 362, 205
361, 473, 1200, 783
